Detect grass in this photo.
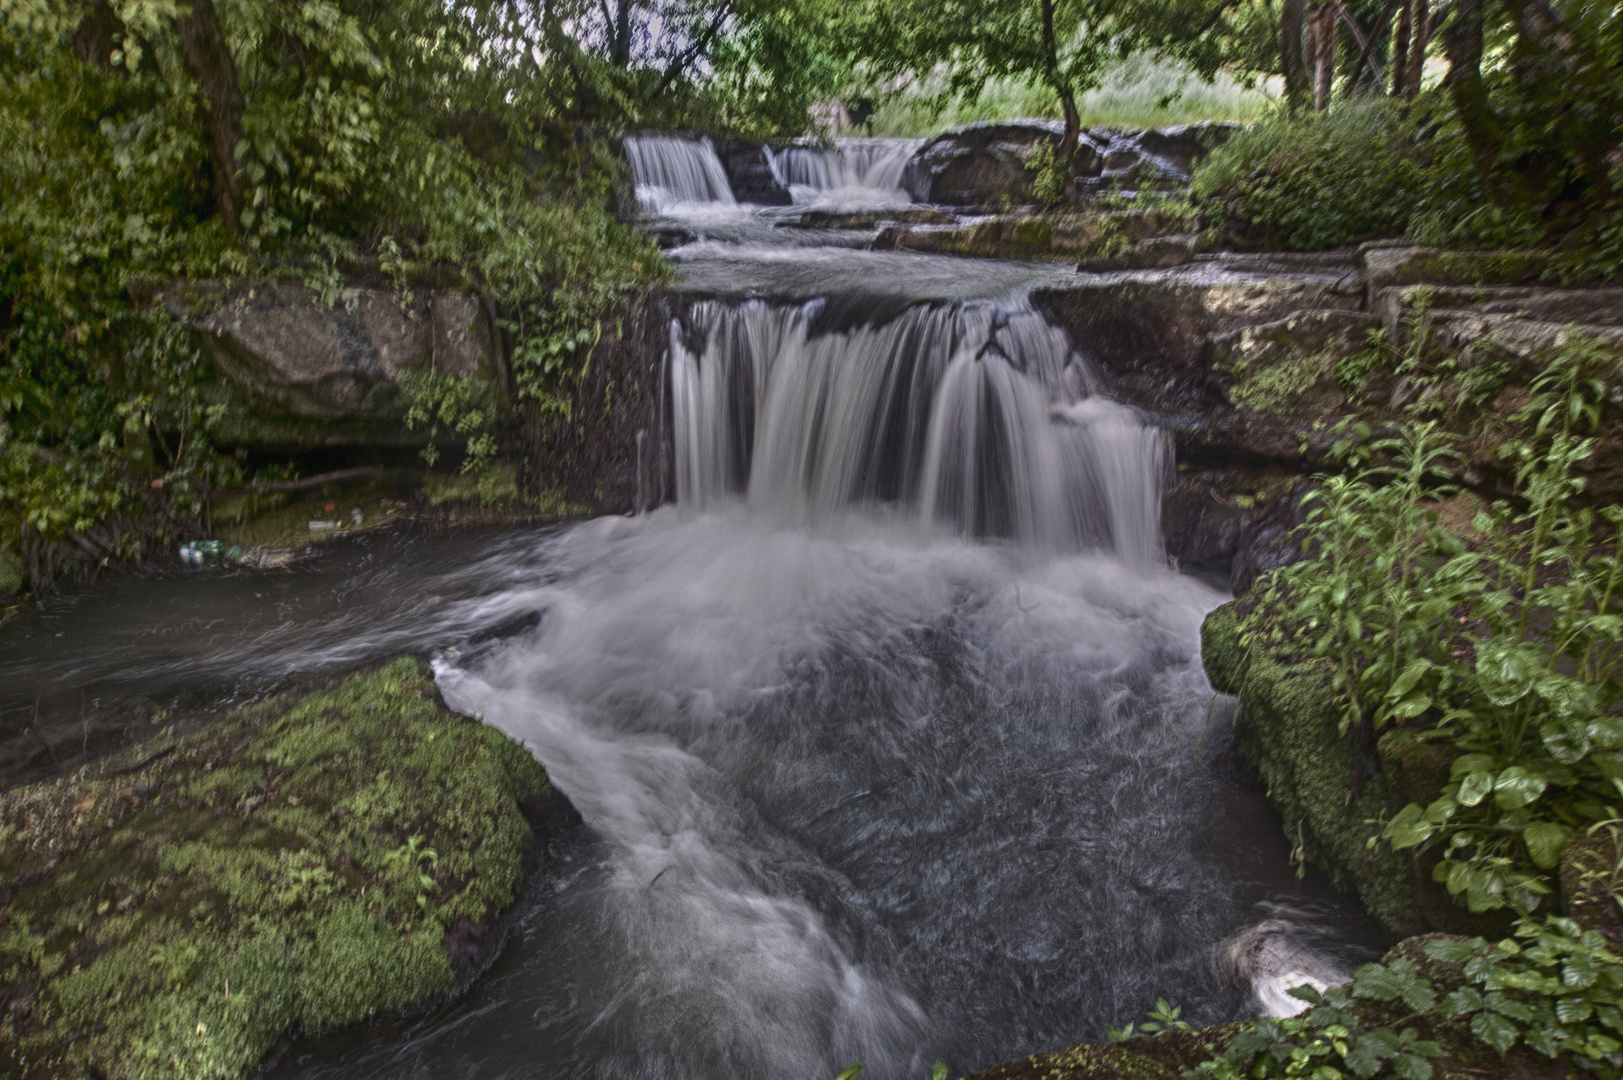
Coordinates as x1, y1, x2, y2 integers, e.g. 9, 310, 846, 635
0, 659, 551, 1080
869, 56, 1278, 137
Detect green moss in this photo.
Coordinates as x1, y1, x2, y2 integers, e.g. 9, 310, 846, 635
0, 541, 22, 595
1226, 345, 1338, 415
1400, 249, 1551, 287
1201, 605, 1429, 935
0, 659, 551, 1080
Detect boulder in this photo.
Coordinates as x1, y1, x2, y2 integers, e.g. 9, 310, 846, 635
713, 138, 792, 205
1133, 121, 1243, 176
901, 120, 1066, 206
169, 283, 498, 448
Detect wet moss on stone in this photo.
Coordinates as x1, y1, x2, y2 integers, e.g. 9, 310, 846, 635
1201, 604, 1432, 936
0, 658, 550, 1080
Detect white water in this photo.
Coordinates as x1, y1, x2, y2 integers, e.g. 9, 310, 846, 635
419, 506, 1233, 1079
767, 138, 922, 209
669, 298, 1166, 564
624, 134, 737, 214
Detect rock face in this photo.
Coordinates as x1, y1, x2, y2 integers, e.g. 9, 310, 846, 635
713, 138, 791, 205
1034, 247, 1623, 591
898, 120, 1240, 205
170, 283, 498, 450
902, 120, 1067, 205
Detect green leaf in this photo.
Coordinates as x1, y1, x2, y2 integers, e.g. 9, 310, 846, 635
1440, 987, 1483, 1015
1476, 639, 1544, 706
834, 1067, 865, 1080
1522, 822, 1571, 870
1343, 1032, 1396, 1077
931, 1063, 948, 1080
1457, 770, 1495, 807
1494, 766, 1548, 810
1470, 1010, 1520, 1053
1424, 939, 1476, 964
1390, 1054, 1433, 1080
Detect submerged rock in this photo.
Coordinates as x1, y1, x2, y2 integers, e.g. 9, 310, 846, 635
0, 659, 562, 1080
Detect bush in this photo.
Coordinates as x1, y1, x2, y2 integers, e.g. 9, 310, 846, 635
1192, 97, 1488, 252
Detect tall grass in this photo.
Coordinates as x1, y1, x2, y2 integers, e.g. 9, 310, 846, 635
867, 55, 1278, 136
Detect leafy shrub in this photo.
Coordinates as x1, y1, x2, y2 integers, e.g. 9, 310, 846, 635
1242, 335, 1623, 916
1192, 98, 1440, 250
1184, 917, 1623, 1079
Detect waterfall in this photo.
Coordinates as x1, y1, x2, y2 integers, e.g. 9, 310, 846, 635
669, 299, 1168, 564
625, 134, 737, 213
762, 138, 921, 202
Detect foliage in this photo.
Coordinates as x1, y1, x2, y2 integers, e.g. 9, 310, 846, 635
867, 56, 1275, 136
1107, 997, 1196, 1041
1184, 917, 1623, 1079
0, 658, 551, 1080
1191, 97, 1478, 251
1025, 141, 1070, 206
1242, 334, 1623, 916
0, 0, 664, 598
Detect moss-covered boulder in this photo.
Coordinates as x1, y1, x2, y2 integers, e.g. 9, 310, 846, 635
1201, 604, 1440, 937
0, 659, 554, 1080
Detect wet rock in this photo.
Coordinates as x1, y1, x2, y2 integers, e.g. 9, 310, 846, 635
1209, 308, 1377, 415
1228, 479, 1315, 596
901, 120, 1066, 206
1033, 263, 1365, 416
1202, 604, 1434, 936
169, 283, 496, 436
877, 208, 1180, 260
1075, 233, 1198, 272
1360, 244, 1552, 292
713, 138, 791, 205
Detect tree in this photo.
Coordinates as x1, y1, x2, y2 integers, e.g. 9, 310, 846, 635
862, 0, 1232, 174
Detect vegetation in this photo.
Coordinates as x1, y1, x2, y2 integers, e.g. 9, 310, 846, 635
1242, 335, 1623, 919
1182, 920, 1623, 1079
0, 658, 552, 1080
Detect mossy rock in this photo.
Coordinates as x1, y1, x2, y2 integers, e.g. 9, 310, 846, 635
0, 659, 553, 1080
1202, 604, 1442, 937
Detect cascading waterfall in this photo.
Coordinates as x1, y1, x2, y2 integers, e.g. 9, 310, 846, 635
624, 134, 737, 213
766, 138, 922, 205
669, 298, 1168, 565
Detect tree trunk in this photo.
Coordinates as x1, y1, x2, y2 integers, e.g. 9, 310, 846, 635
1403, 0, 1428, 100
1312, 1, 1337, 110
71, 0, 123, 68
1391, 0, 1412, 97
1350, 0, 1402, 90
175, 0, 247, 233
1040, 0, 1080, 171
1442, 0, 1521, 205
1281, 0, 1311, 113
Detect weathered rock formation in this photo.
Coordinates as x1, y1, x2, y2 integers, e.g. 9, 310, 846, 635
1029, 247, 1623, 590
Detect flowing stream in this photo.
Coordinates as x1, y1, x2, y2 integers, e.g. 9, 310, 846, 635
0, 134, 1379, 1080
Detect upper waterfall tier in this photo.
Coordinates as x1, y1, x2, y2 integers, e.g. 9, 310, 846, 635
670, 298, 1169, 565
766, 138, 922, 207
624, 134, 738, 213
